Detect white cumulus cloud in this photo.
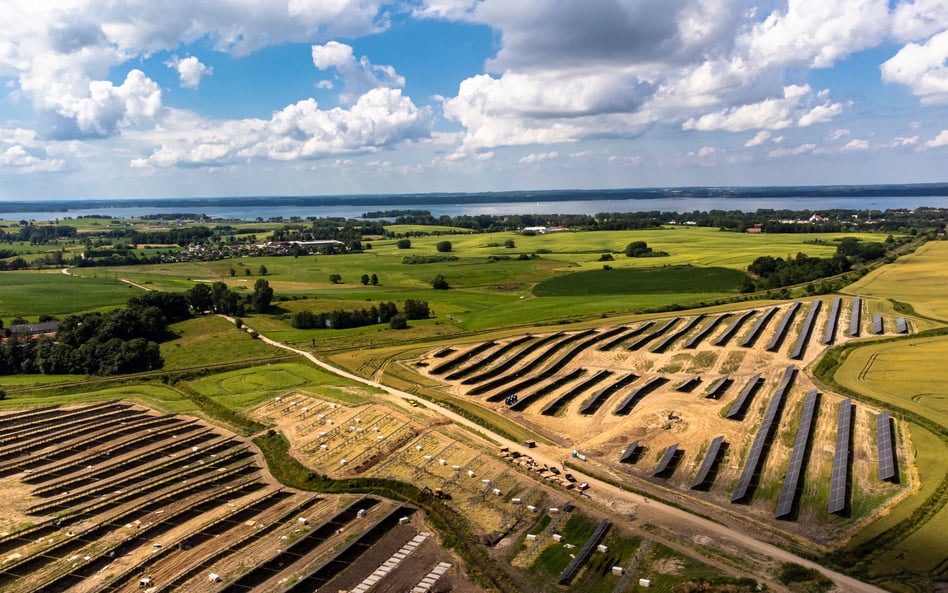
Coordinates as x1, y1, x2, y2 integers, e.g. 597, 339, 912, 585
927, 130, 948, 148
312, 41, 404, 103
881, 30, 948, 104
519, 151, 558, 164
682, 85, 844, 132
168, 56, 213, 89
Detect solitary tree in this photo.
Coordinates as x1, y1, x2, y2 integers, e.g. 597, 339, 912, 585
258, 264, 268, 276
329, 273, 342, 284
389, 313, 408, 330
397, 239, 411, 249
251, 279, 273, 313
436, 241, 452, 253
361, 273, 370, 285
431, 274, 449, 290
504, 239, 516, 248
370, 273, 379, 285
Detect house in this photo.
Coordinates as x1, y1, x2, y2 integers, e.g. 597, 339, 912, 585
4, 320, 60, 342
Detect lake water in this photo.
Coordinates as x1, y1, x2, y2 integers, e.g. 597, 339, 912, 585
5, 194, 948, 222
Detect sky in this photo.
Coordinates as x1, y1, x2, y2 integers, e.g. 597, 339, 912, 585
1, 0, 948, 201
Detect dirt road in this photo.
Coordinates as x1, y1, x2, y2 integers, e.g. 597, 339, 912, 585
236, 318, 889, 593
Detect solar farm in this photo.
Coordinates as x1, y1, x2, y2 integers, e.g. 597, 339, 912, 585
0, 403, 475, 593
410, 297, 912, 536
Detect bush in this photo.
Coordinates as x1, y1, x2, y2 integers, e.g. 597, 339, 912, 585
397, 238, 411, 249
389, 313, 408, 329
436, 241, 453, 253
431, 274, 450, 290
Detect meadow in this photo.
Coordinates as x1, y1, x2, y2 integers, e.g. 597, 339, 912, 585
0, 271, 133, 318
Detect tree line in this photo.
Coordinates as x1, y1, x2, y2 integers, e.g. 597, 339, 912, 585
290, 299, 430, 330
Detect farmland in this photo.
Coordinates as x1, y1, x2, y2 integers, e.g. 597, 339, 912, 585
1, 217, 946, 593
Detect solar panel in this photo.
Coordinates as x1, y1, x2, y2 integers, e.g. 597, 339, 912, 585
674, 376, 702, 392
775, 389, 819, 518
790, 300, 822, 359
740, 306, 779, 347
895, 317, 908, 334
619, 440, 640, 463
614, 377, 668, 415
876, 412, 897, 481
704, 376, 731, 400
822, 297, 842, 344
828, 398, 853, 514
872, 313, 884, 335
653, 443, 679, 476
599, 321, 654, 351
766, 301, 801, 352
652, 315, 705, 353
725, 374, 762, 419
684, 314, 730, 349
628, 317, 680, 350
849, 296, 862, 337
713, 309, 756, 346
731, 365, 796, 503
579, 373, 638, 415
690, 435, 724, 489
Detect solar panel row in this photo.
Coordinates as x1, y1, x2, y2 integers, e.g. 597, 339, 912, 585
704, 376, 731, 400
579, 373, 639, 415
775, 389, 820, 518
850, 296, 862, 337
731, 365, 797, 502
540, 369, 613, 416
725, 374, 763, 419
713, 309, 757, 346
598, 321, 654, 351
790, 299, 822, 359
828, 398, 853, 514
628, 317, 680, 351
691, 435, 725, 489
876, 411, 897, 481
766, 301, 802, 352
619, 440, 640, 463
684, 314, 730, 349
674, 376, 702, 392
614, 377, 669, 415
740, 306, 779, 347
872, 313, 884, 335
653, 443, 679, 476
652, 315, 705, 353
895, 317, 908, 334
822, 297, 842, 344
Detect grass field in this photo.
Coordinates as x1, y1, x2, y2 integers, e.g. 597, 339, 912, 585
161, 315, 287, 369
533, 265, 748, 296
0, 271, 133, 319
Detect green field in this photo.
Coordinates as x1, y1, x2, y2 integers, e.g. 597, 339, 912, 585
0, 271, 132, 319
533, 265, 748, 296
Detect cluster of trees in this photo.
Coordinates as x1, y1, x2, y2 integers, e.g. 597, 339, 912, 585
290, 299, 429, 330
0, 291, 191, 375
625, 241, 668, 257
187, 280, 273, 316
0, 223, 78, 244
747, 237, 889, 289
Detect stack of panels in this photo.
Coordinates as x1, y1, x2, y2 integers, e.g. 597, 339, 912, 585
876, 411, 897, 481
690, 435, 724, 489
775, 389, 819, 518
730, 365, 796, 503
828, 398, 853, 514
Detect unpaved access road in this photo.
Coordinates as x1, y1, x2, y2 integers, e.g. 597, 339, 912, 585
234, 317, 889, 593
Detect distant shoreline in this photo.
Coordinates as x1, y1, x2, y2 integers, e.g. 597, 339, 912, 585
4, 182, 948, 213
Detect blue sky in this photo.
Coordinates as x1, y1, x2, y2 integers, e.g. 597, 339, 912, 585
1, 1, 947, 200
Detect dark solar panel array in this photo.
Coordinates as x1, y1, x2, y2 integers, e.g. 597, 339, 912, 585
628, 317, 680, 350
775, 389, 820, 518
674, 376, 702, 392
822, 297, 842, 344
445, 335, 534, 381
849, 296, 862, 337
430, 341, 497, 375
766, 301, 801, 352
876, 411, 897, 481
598, 321, 654, 351
540, 369, 613, 416
828, 398, 853, 514
895, 317, 908, 334
740, 306, 779, 347
790, 300, 822, 360
467, 330, 594, 394
690, 435, 724, 489
579, 373, 639, 415
725, 374, 762, 419
731, 365, 796, 503
653, 443, 679, 476
872, 313, 884, 335
713, 309, 756, 346
652, 315, 705, 353
619, 440, 640, 463
704, 376, 731, 400
684, 314, 731, 349
614, 377, 669, 415
462, 332, 563, 385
